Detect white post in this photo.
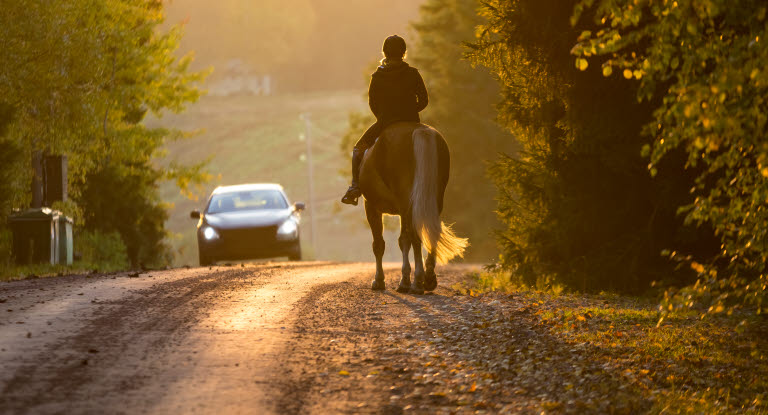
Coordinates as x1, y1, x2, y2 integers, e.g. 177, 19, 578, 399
300, 113, 317, 254
262, 75, 272, 96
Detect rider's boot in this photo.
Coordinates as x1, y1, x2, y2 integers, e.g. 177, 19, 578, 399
341, 148, 364, 205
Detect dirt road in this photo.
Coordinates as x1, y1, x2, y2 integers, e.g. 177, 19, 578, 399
2, 262, 657, 414
0, 262, 475, 414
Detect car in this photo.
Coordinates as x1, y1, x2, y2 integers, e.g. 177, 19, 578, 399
190, 184, 305, 265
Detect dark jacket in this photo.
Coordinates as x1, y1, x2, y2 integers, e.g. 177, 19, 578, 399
368, 61, 428, 127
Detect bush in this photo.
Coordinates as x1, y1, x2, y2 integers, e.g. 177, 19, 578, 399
75, 229, 129, 271
76, 162, 172, 269
0, 229, 128, 280
572, 0, 768, 317
0, 106, 26, 224
0, 228, 12, 269
469, 0, 719, 293
411, 0, 518, 261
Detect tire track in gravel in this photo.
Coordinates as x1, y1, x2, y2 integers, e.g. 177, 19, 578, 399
0, 268, 273, 414
0, 262, 345, 415
272, 265, 481, 414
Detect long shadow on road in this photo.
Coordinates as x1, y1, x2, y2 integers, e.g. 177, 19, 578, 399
274, 268, 651, 414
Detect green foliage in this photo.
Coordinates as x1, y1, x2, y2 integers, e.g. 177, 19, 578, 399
0, 229, 12, 269
469, 0, 718, 293
0, 100, 25, 268
0, 104, 24, 221
77, 163, 171, 269
74, 229, 130, 271
456, 269, 565, 295
0, 144, 24, 224
411, 0, 518, 261
0, 0, 208, 270
572, 0, 768, 318
0, 228, 128, 280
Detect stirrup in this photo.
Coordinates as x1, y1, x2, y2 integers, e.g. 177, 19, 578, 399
341, 187, 361, 206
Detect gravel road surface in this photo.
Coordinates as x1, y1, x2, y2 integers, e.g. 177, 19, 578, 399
0, 262, 482, 414
2, 261, 654, 414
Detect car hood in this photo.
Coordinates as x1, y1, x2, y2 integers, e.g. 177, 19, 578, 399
204, 209, 291, 229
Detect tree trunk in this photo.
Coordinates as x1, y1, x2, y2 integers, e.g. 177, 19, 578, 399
31, 150, 44, 208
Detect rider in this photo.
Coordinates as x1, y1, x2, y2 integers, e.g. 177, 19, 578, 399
340, 35, 429, 206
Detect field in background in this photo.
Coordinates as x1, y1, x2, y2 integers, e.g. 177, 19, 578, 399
155, 90, 406, 266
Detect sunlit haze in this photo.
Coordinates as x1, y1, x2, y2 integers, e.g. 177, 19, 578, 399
164, 0, 421, 91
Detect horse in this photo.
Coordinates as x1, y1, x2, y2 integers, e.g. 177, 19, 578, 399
359, 122, 468, 294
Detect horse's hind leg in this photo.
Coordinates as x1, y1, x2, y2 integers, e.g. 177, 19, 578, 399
396, 216, 412, 293
424, 252, 437, 291
410, 234, 426, 295
365, 201, 386, 291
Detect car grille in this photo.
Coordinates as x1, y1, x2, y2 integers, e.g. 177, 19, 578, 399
219, 226, 278, 249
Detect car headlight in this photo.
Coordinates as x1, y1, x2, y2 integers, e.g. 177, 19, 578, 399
276, 219, 298, 240
202, 226, 219, 241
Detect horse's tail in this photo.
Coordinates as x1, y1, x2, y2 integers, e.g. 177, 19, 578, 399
410, 127, 468, 264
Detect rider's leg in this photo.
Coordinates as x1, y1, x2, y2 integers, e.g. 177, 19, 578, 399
341, 122, 382, 205
340, 147, 365, 205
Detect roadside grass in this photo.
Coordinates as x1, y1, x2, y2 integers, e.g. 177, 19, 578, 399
0, 229, 130, 282
0, 261, 126, 282
457, 270, 768, 413
453, 269, 565, 295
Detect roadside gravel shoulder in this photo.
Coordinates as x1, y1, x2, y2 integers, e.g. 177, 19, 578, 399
275, 265, 650, 414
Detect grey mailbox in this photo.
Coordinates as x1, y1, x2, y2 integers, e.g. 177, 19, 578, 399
8, 208, 73, 265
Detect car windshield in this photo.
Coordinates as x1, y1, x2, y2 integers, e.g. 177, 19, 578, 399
207, 189, 288, 214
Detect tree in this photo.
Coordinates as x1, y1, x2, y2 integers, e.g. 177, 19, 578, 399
0, 0, 209, 268
411, 0, 518, 261
469, 0, 718, 292
572, 0, 768, 315
77, 162, 171, 268
0, 104, 24, 225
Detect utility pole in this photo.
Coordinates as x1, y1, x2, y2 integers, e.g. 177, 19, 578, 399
300, 113, 317, 253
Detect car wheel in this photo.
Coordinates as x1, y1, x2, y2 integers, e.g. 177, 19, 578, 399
288, 244, 301, 261
199, 250, 214, 266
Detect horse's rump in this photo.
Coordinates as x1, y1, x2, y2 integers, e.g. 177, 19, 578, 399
359, 122, 419, 214
360, 122, 467, 264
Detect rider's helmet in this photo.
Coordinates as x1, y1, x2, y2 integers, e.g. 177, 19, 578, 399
383, 35, 407, 60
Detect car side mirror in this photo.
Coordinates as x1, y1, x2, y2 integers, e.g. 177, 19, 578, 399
294, 202, 306, 212
190, 210, 201, 219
